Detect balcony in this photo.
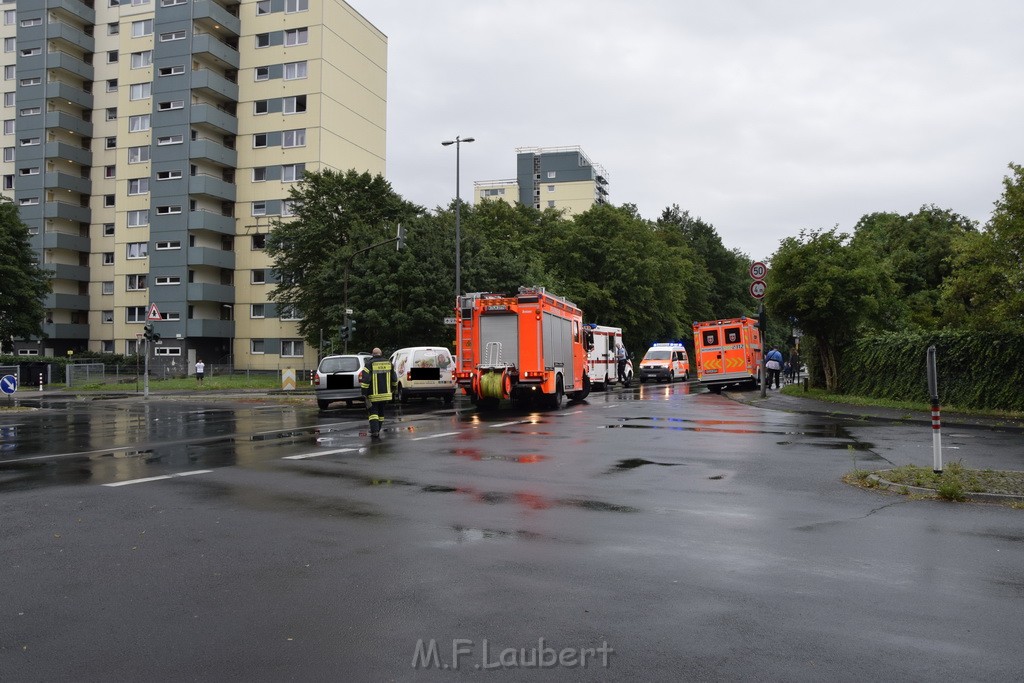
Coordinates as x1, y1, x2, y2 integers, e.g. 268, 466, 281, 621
44, 141, 92, 167
190, 104, 237, 136
193, 0, 241, 37
191, 68, 239, 103
45, 81, 93, 110
192, 34, 240, 71
44, 292, 90, 310
44, 111, 93, 138
45, 0, 96, 24
44, 171, 91, 196
46, 51, 94, 82
187, 282, 235, 304
189, 174, 236, 202
42, 322, 89, 340
186, 318, 235, 338
42, 262, 90, 282
43, 201, 90, 224
189, 138, 237, 168
187, 246, 235, 270
189, 210, 235, 235
43, 230, 90, 253
46, 22, 95, 53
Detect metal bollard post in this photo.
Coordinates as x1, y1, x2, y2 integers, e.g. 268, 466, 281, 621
38, 372, 43, 392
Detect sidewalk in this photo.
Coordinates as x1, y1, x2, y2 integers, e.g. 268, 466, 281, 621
724, 387, 1024, 433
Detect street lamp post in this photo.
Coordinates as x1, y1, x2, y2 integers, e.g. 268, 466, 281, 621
441, 136, 474, 304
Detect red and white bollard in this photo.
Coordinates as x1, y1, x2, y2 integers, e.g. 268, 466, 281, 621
931, 400, 942, 473
38, 372, 43, 392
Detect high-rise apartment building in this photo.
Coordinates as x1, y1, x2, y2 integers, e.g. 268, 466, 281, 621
474, 146, 609, 216
5, 0, 385, 371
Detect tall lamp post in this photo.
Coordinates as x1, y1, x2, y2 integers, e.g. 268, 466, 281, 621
441, 136, 474, 303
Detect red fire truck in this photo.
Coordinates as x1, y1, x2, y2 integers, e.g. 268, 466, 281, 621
454, 287, 591, 409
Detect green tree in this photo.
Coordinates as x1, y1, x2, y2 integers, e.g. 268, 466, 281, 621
852, 206, 976, 329
265, 169, 424, 352
765, 228, 893, 390
941, 163, 1024, 331
0, 197, 50, 352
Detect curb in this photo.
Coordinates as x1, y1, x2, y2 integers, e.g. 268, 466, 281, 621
867, 473, 1024, 504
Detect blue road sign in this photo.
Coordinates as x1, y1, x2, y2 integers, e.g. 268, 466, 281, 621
0, 374, 17, 394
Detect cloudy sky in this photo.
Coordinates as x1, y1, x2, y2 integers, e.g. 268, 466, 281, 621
359, 1, 1024, 261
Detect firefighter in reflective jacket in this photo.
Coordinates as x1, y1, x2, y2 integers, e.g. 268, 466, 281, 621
359, 347, 396, 438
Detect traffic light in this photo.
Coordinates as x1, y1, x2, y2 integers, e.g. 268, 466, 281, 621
757, 305, 767, 333
395, 223, 407, 251
143, 323, 154, 340
348, 318, 356, 339
339, 323, 350, 342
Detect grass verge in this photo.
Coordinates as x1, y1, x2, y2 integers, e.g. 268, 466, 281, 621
779, 385, 1024, 422
845, 460, 1024, 506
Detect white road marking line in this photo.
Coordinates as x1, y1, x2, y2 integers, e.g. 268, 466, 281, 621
490, 420, 531, 428
283, 447, 359, 460
411, 431, 460, 441
102, 469, 213, 487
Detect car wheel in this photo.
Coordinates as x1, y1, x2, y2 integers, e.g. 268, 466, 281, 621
317, 399, 330, 410
396, 385, 408, 404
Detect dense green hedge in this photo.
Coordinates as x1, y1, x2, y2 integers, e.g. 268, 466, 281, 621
839, 331, 1024, 411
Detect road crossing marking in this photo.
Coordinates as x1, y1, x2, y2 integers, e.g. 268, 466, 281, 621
411, 431, 460, 441
102, 469, 213, 487
283, 447, 359, 460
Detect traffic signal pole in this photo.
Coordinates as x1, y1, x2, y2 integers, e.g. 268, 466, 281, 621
143, 337, 150, 399
341, 224, 406, 353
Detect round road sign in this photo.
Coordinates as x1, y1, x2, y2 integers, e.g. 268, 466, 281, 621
0, 374, 17, 395
749, 261, 767, 279
749, 280, 767, 299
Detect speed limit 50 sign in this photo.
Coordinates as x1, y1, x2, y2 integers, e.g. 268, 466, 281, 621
749, 261, 767, 279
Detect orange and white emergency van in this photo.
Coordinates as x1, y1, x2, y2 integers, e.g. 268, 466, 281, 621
455, 286, 591, 409
692, 317, 762, 393
638, 343, 690, 383
584, 324, 633, 389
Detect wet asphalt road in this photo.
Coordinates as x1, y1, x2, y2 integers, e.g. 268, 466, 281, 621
1, 384, 1022, 681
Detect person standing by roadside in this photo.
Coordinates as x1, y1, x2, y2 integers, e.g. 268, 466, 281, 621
765, 346, 784, 390
195, 359, 205, 385
615, 342, 629, 386
359, 347, 396, 438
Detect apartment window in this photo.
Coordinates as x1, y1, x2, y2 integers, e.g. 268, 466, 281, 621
19, 167, 40, 176
285, 0, 308, 12
102, 252, 115, 265
20, 106, 40, 117
19, 197, 39, 206
256, 1, 271, 15
157, 100, 184, 111
3, 146, 12, 161
127, 306, 147, 323
547, 200, 556, 208
281, 200, 295, 217
102, 281, 115, 295
250, 339, 265, 354
102, 311, 114, 324
105, 136, 117, 149
281, 340, 303, 357
101, 166, 115, 179
547, 185, 555, 192
128, 145, 150, 163
127, 209, 148, 226
254, 67, 269, 81
160, 31, 186, 42
547, 171, 557, 179
3, 92, 13, 107
106, 79, 118, 92
131, 19, 153, 37
255, 33, 270, 48
252, 167, 267, 182
20, 77, 40, 87
20, 137, 39, 146
155, 240, 181, 250
283, 95, 306, 114
253, 133, 267, 148
130, 51, 153, 69
282, 129, 305, 148
252, 234, 266, 250
250, 304, 265, 318
131, 0, 152, 5
105, 107, 117, 121
157, 135, 183, 145
1, 119, 14, 135
103, 195, 115, 208
156, 170, 182, 180
21, 48, 41, 57
161, 0, 186, 5
158, 65, 184, 77
253, 100, 268, 115
281, 164, 303, 182
156, 205, 182, 215
284, 28, 308, 46
280, 305, 301, 321
251, 269, 267, 284
16, 15, 38, 27
107, 51, 118, 64
126, 274, 147, 291
283, 61, 307, 80
154, 276, 180, 286
126, 242, 148, 260
128, 178, 149, 196
1, 66, 13, 82
108, 22, 119, 35
252, 202, 266, 216
2, 175, 11, 190
154, 347, 181, 357
129, 83, 151, 101
128, 114, 150, 132
126, 339, 138, 355
103, 223, 115, 236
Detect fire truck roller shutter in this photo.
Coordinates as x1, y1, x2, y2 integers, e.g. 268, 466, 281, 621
479, 314, 519, 368
543, 312, 574, 390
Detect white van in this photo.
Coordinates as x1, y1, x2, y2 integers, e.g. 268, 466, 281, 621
390, 346, 456, 404
584, 324, 633, 389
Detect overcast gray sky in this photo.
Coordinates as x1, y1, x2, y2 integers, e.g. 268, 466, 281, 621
359, 1, 1024, 261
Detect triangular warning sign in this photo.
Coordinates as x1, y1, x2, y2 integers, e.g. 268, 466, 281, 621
147, 303, 162, 321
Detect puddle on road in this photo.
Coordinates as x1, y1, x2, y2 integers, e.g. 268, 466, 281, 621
449, 447, 549, 464
612, 458, 684, 471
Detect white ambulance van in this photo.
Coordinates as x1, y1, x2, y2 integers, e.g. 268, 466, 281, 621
390, 346, 456, 404
584, 324, 633, 389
